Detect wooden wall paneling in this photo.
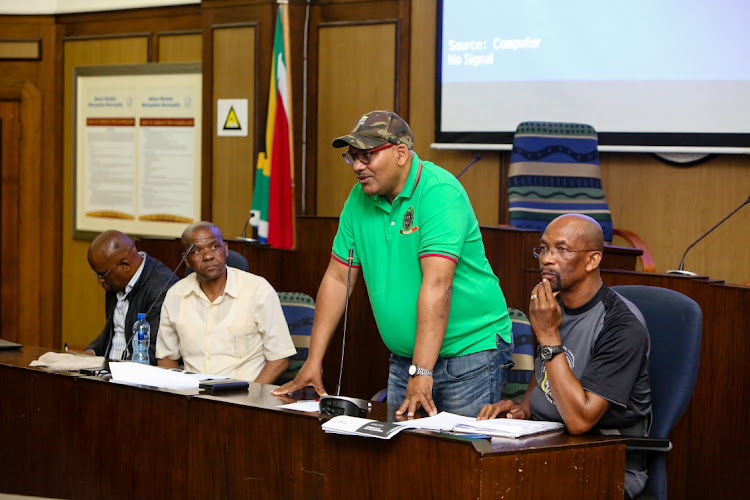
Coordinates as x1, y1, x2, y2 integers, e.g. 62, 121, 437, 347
0, 39, 41, 60
211, 24, 256, 238
0, 101, 21, 342
157, 31, 202, 62
0, 17, 61, 348
57, 5, 202, 40
601, 153, 750, 283
315, 22, 397, 216
15, 82, 43, 347
0, 81, 44, 347
61, 36, 149, 349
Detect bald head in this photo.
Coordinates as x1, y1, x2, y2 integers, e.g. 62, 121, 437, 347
181, 221, 224, 250
88, 230, 135, 261
88, 230, 142, 293
547, 214, 604, 253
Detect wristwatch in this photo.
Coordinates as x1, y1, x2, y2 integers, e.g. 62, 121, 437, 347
408, 364, 433, 378
539, 345, 564, 362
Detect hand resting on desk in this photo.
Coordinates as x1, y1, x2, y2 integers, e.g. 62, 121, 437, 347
271, 360, 328, 397
477, 399, 528, 421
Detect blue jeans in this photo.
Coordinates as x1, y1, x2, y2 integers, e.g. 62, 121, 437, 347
387, 335, 514, 417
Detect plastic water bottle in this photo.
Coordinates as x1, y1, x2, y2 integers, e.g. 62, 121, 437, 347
131, 313, 150, 365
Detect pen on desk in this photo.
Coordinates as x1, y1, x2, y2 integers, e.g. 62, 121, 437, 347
64, 343, 69, 353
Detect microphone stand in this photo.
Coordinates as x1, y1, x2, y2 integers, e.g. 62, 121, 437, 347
237, 212, 259, 243
120, 243, 196, 359
456, 154, 482, 179
668, 195, 750, 276
319, 249, 370, 417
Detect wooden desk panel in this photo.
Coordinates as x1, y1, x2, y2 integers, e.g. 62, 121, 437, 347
72, 377, 192, 499
188, 391, 626, 500
0, 354, 626, 500
0, 347, 77, 499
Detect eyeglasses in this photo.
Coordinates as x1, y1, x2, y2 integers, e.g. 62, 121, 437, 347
533, 246, 599, 258
92, 266, 115, 280
342, 143, 394, 166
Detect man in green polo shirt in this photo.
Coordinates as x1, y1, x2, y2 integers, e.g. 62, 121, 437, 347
273, 110, 513, 417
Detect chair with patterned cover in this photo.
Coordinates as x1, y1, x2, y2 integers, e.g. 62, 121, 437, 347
274, 292, 315, 385
509, 121, 655, 272
501, 308, 535, 403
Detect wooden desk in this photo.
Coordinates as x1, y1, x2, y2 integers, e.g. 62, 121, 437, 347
0, 347, 627, 499
114, 217, 750, 498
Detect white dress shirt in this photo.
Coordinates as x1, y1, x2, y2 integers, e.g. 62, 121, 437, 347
155, 267, 296, 381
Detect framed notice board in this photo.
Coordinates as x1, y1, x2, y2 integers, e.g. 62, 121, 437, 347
73, 63, 202, 239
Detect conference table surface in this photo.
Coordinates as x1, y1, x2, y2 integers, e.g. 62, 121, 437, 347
0, 346, 627, 499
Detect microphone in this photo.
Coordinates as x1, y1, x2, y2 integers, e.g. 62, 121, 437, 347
456, 153, 482, 179
120, 243, 196, 360
668, 195, 750, 276
237, 211, 258, 243
319, 249, 370, 417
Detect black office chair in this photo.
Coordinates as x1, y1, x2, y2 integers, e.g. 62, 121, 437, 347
184, 249, 249, 276
611, 285, 702, 500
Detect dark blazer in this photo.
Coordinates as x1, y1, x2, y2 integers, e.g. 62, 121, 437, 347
86, 254, 179, 365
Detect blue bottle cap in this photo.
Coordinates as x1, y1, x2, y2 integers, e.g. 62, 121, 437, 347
137, 313, 146, 320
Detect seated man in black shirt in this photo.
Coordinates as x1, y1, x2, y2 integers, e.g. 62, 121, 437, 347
84, 230, 178, 364
478, 214, 651, 499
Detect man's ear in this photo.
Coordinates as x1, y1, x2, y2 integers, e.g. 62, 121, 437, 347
397, 144, 411, 166
585, 251, 603, 272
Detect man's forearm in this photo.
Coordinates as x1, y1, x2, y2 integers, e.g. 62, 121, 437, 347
158, 358, 179, 369
412, 280, 452, 369
254, 358, 289, 384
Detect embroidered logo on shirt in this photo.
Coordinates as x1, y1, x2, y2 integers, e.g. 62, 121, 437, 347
400, 206, 419, 234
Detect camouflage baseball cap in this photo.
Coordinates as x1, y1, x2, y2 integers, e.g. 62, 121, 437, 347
332, 110, 414, 150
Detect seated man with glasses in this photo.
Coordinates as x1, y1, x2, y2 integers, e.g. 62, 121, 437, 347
273, 110, 514, 418
478, 214, 652, 500
85, 230, 178, 364
156, 221, 296, 383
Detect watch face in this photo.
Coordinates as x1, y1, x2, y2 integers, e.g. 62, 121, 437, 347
541, 346, 551, 361
408, 364, 417, 376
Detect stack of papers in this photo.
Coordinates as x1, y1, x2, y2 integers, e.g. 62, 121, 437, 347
321, 415, 408, 440
109, 362, 228, 390
396, 411, 564, 438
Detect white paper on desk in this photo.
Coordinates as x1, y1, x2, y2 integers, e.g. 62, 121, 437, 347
453, 419, 565, 438
279, 400, 321, 413
109, 362, 228, 390
393, 411, 476, 431
322, 415, 407, 440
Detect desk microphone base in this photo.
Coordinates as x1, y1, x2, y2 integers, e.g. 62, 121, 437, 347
319, 396, 370, 418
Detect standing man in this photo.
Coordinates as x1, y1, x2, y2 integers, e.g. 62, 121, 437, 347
85, 230, 178, 364
273, 110, 513, 418
477, 214, 651, 499
156, 221, 296, 384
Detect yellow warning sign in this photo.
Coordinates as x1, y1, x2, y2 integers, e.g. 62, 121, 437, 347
223, 106, 242, 130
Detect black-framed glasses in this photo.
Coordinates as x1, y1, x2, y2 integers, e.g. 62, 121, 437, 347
533, 246, 598, 258
342, 143, 394, 166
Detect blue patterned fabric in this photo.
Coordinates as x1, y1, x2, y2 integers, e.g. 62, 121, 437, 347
275, 292, 315, 384
508, 121, 614, 242
501, 308, 534, 403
